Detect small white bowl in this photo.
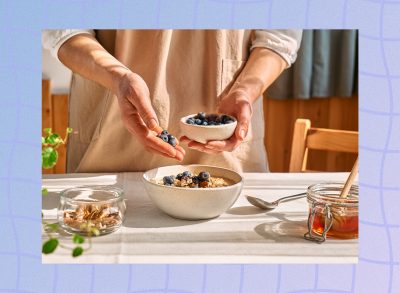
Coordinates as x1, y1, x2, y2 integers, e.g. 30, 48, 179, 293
180, 114, 237, 144
142, 165, 243, 220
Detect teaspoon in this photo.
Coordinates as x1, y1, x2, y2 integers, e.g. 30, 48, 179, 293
246, 192, 307, 210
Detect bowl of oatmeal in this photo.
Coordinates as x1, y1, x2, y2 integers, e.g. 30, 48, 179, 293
143, 165, 243, 220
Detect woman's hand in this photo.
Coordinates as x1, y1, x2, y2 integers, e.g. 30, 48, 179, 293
116, 71, 185, 161
57, 34, 185, 161
180, 90, 252, 154
180, 47, 287, 155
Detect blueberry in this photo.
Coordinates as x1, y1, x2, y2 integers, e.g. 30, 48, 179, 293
168, 137, 177, 147
202, 121, 208, 126
198, 171, 210, 182
222, 115, 235, 124
159, 134, 169, 142
195, 119, 202, 125
197, 112, 206, 120
161, 130, 169, 135
221, 115, 229, 123
186, 118, 195, 124
163, 175, 174, 185
191, 176, 199, 184
208, 114, 218, 122
176, 173, 183, 180
182, 171, 192, 177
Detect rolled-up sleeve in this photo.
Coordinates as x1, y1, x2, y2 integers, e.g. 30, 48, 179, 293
42, 29, 95, 60
251, 30, 302, 68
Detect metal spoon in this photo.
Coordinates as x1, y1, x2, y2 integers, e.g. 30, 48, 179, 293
246, 192, 307, 210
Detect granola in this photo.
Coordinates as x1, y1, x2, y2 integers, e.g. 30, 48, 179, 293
151, 170, 230, 188
63, 203, 122, 232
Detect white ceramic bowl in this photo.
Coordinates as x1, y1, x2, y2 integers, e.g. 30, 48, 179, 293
142, 165, 243, 220
180, 114, 237, 144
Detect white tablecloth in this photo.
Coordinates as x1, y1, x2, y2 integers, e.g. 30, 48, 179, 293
42, 172, 358, 264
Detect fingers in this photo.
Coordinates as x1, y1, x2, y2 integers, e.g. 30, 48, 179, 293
180, 136, 223, 154
146, 145, 185, 161
174, 147, 185, 161
146, 134, 178, 157
180, 135, 241, 153
205, 135, 241, 152
179, 136, 192, 144
122, 112, 184, 160
124, 74, 162, 132
188, 141, 223, 154
235, 99, 252, 141
130, 95, 161, 132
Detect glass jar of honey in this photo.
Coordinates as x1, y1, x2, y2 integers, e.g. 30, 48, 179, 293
304, 183, 358, 243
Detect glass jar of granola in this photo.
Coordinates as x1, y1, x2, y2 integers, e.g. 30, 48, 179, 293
58, 186, 126, 236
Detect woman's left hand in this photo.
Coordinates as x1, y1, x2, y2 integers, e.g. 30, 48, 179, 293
180, 90, 253, 154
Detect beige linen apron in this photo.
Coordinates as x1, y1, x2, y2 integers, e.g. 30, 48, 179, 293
67, 30, 268, 173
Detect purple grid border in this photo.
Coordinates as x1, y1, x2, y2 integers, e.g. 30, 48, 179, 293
0, 0, 399, 292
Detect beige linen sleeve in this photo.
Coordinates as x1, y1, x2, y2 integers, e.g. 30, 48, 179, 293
251, 29, 303, 68
42, 29, 95, 60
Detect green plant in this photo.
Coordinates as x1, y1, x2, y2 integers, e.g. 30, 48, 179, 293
42, 127, 72, 169
42, 221, 98, 257
42, 128, 96, 257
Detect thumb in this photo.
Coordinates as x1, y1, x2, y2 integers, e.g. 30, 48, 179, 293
235, 101, 252, 141
132, 96, 161, 132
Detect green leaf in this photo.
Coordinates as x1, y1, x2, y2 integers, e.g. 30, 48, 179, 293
42, 238, 58, 254
41, 188, 48, 196
43, 128, 52, 135
42, 137, 45, 144
72, 246, 83, 257
73, 234, 85, 244
44, 133, 61, 145
46, 223, 59, 231
42, 147, 58, 169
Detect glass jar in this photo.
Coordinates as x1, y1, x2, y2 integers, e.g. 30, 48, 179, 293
58, 186, 126, 236
304, 183, 358, 243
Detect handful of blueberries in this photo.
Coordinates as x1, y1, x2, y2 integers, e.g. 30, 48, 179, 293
157, 130, 177, 147
163, 170, 210, 188
186, 112, 235, 126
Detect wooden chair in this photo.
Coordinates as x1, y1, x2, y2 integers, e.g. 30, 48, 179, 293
289, 119, 358, 172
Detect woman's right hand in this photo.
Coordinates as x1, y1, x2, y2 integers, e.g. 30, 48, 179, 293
115, 71, 185, 161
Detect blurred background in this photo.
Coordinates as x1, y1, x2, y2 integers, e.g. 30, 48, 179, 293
42, 29, 358, 174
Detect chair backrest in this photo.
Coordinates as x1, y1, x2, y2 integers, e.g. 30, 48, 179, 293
289, 119, 358, 172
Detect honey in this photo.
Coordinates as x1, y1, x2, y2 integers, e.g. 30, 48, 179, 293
305, 183, 358, 242
310, 207, 358, 239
